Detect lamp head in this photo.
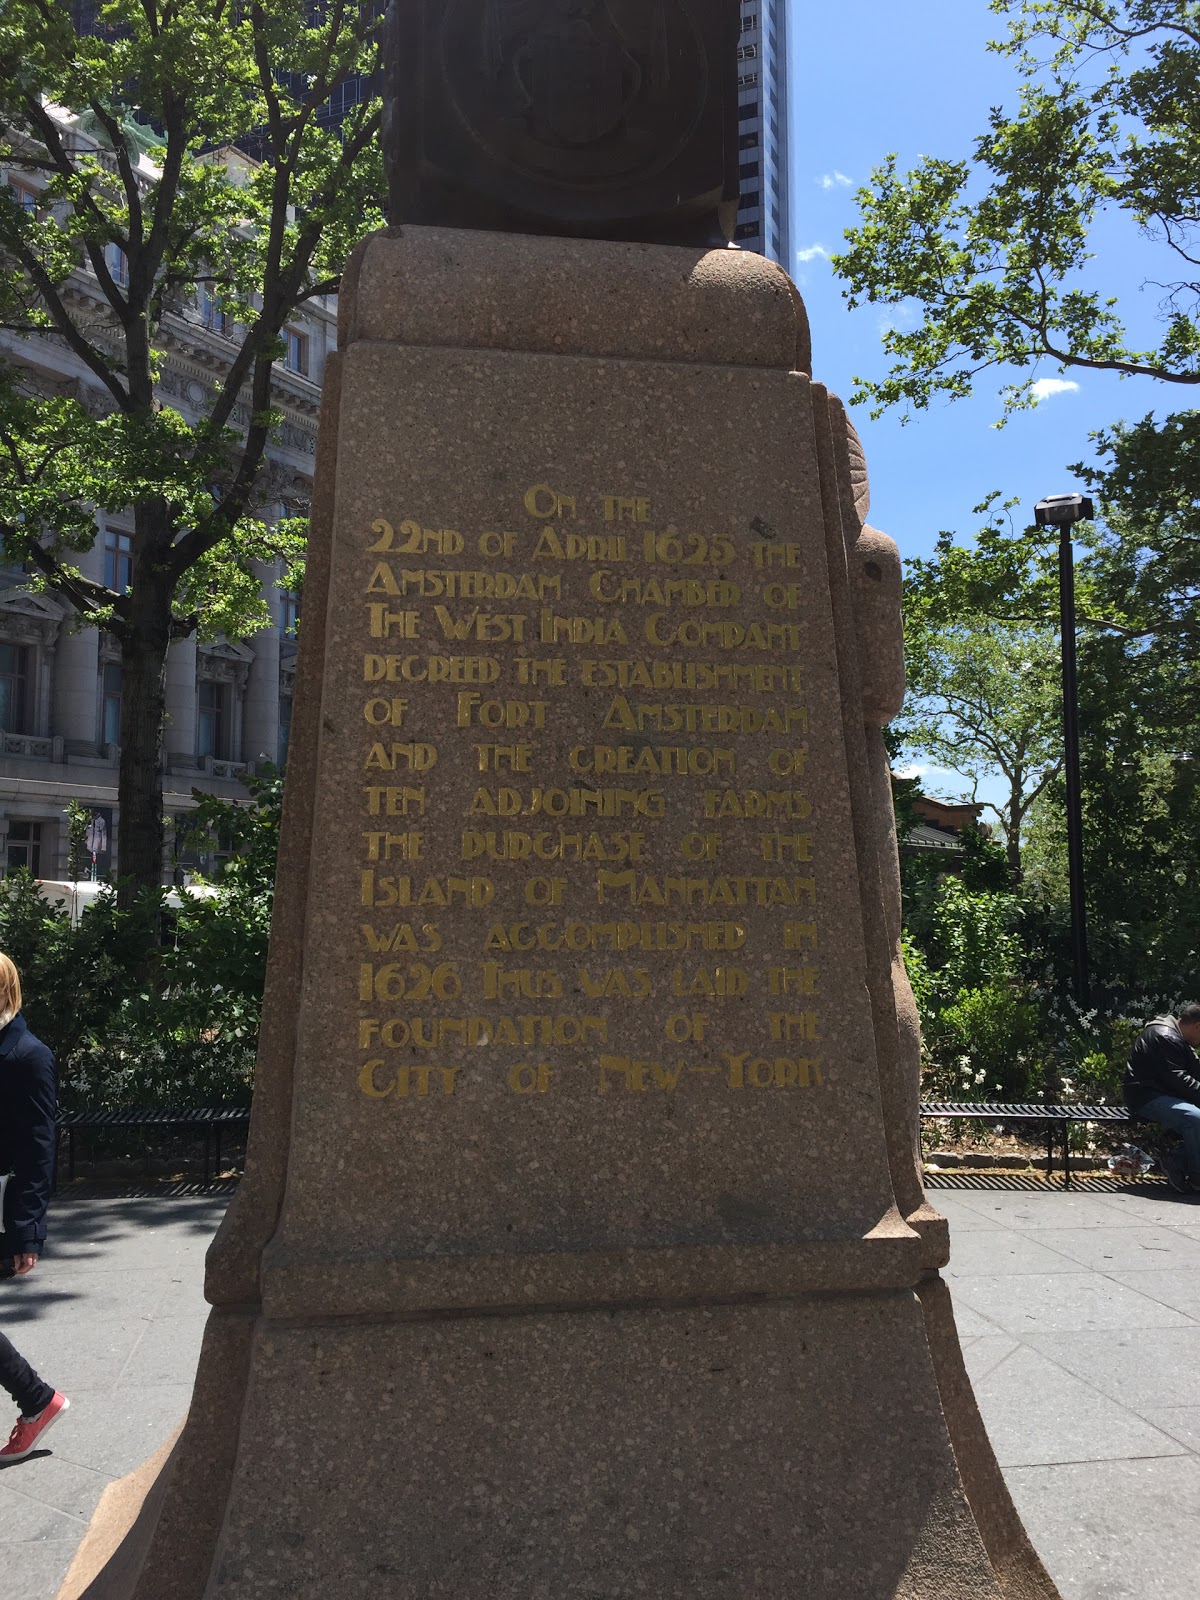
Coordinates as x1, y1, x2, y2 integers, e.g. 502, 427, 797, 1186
1034, 493, 1095, 529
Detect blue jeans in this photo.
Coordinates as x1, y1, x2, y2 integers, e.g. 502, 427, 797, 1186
0, 1328, 53, 1417
1139, 1096, 1200, 1183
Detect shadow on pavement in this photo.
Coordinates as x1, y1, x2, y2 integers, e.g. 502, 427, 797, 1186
2, 1192, 232, 1328
925, 1170, 1200, 1201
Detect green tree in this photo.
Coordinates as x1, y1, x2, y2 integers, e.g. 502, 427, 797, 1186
0, 2, 385, 896
0, 773, 283, 1108
832, 0, 1200, 420
899, 492, 1200, 996
897, 549, 1063, 876
65, 797, 90, 881
906, 875, 1043, 1101
0, 870, 161, 1078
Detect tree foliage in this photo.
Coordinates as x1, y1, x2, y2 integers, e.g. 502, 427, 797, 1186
898, 524, 1064, 874
0, 2, 385, 893
832, 0, 1200, 1124
0, 769, 282, 1108
898, 486, 1200, 1003
832, 0, 1200, 418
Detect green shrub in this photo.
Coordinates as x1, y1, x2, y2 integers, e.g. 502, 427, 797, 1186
0, 771, 281, 1109
925, 982, 1041, 1101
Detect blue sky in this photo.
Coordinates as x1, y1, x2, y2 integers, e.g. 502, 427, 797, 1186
789, 0, 1168, 564
788, 1, 1178, 801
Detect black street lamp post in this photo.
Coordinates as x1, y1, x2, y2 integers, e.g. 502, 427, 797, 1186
1034, 493, 1095, 1010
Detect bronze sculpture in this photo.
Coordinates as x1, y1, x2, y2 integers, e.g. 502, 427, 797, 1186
383, 0, 742, 244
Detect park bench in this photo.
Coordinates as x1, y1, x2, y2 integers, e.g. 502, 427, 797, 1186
53, 1102, 1143, 1190
56, 1106, 251, 1186
920, 1101, 1136, 1189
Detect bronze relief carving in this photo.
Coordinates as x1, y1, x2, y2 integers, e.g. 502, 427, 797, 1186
487, 0, 650, 151
384, 0, 739, 245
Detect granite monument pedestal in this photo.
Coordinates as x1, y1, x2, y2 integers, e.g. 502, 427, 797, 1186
62, 229, 1059, 1599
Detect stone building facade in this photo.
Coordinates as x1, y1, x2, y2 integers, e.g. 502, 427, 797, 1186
0, 117, 332, 881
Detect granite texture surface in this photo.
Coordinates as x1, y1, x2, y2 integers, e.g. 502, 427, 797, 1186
347, 227, 812, 373
62, 229, 1057, 1598
260, 337, 910, 1310
207, 1294, 1002, 1600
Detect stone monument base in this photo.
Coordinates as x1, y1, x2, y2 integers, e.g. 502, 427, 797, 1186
54, 1428, 181, 1600
219, 1298, 1011, 1597
63, 1289, 1057, 1600
62, 227, 1060, 1599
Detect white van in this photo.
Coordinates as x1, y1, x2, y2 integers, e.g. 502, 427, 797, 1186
33, 880, 219, 927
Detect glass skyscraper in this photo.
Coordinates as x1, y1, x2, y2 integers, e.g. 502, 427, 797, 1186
734, 0, 791, 270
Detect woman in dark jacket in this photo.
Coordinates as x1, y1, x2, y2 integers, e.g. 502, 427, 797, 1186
0, 952, 69, 1461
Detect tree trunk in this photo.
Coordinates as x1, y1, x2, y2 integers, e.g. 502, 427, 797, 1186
116, 561, 175, 905
1006, 795, 1024, 881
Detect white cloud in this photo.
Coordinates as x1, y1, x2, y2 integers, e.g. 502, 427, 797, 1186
795, 243, 829, 264
878, 303, 920, 337
1030, 377, 1081, 404
815, 171, 852, 191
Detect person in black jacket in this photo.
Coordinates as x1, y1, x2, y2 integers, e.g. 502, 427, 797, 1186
1125, 1002, 1200, 1193
0, 952, 69, 1462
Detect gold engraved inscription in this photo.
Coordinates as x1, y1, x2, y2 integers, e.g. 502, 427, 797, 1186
352, 487, 828, 1108
365, 654, 501, 684
366, 563, 561, 603
601, 696, 807, 737
595, 872, 816, 910
482, 921, 747, 954
461, 831, 647, 864
363, 787, 427, 817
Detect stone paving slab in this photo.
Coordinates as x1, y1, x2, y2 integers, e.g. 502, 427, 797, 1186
4, 1185, 1200, 1599
952, 1268, 1193, 1334
1006, 1456, 1200, 1600
963, 1341, 1186, 1468
2, 1197, 227, 1600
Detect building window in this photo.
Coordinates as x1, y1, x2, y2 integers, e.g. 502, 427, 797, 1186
734, 221, 760, 242
283, 326, 308, 375
6, 177, 39, 214
200, 285, 232, 335
280, 589, 300, 637
739, 190, 761, 210
101, 663, 122, 748
0, 643, 28, 734
739, 161, 760, 180
738, 100, 759, 123
104, 529, 133, 594
106, 242, 129, 288
197, 680, 226, 760
278, 696, 293, 768
7, 821, 42, 877
738, 132, 758, 151
736, 43, 758, 61
736, 71, 759, 90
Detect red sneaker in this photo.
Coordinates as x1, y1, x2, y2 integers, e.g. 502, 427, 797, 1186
0, 1392, 69, 1462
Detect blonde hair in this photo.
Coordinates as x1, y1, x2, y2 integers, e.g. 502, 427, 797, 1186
0, 953, 22, 1026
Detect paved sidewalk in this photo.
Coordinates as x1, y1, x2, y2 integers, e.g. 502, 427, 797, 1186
939, 1181, 1200, 1599
5, 1184, 1200, 1598
2, 1195, 227, 1600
